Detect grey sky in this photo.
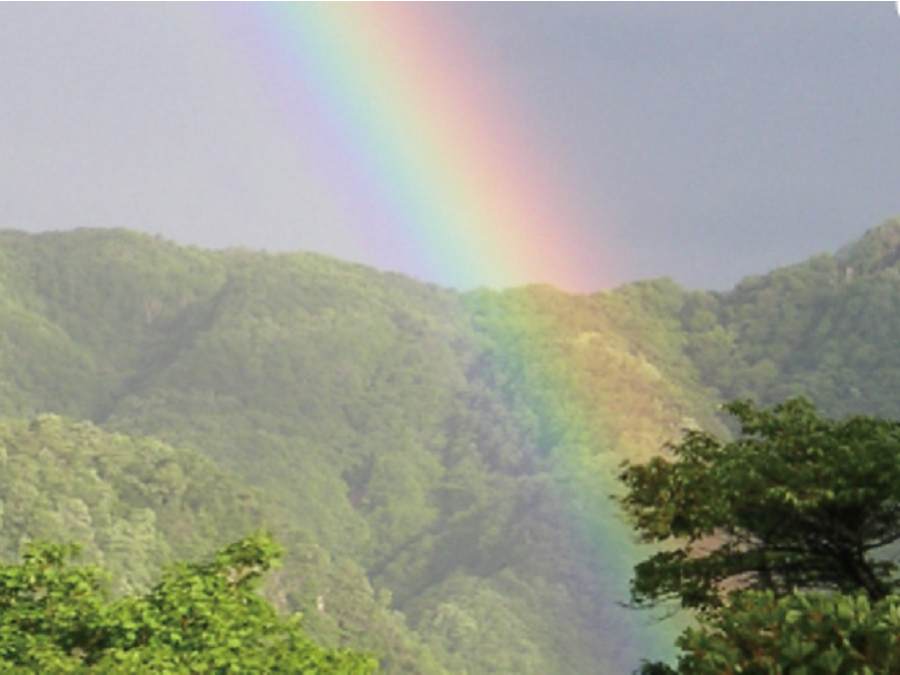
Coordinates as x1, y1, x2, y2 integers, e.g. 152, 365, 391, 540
1, 3, 899, 291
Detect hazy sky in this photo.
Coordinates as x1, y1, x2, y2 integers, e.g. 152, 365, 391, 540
2, 3, 899, 291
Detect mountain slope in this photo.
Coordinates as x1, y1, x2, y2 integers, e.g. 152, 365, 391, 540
0, 221, 898, 672
681, 218, 900, 417
0, 414, 261, 593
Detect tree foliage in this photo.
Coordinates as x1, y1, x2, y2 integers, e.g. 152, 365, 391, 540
0, 533, 376, 673
620, 398, 900, 609
641, 591, 900, 675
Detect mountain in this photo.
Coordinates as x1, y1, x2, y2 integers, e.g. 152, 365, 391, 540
0, 219, 897, 673
684, 218, 900, 417
0, 414, 261, 593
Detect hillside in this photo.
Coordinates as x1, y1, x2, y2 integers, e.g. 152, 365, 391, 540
682, 218, 900, 417
0, 414, 261, 592
0, 220, 898, 672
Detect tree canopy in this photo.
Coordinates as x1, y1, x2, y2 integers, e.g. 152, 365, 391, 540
642, 590, 900, 674
620, 397, 900, 609
0, 533, 376, 673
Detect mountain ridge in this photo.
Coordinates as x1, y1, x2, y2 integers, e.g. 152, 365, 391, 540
0, 219, 898, 672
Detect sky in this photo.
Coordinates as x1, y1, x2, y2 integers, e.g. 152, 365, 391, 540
1, 3, 899, 292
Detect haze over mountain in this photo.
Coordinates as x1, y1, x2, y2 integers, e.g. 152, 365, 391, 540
0, 220, 899, 672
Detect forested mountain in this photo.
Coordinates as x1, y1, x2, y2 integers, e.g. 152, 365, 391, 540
0, 415, 262, 593
0, 219, 898, 673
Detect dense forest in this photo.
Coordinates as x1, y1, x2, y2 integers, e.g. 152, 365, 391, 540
0, 219, 898, 673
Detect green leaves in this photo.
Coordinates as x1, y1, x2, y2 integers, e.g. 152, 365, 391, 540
0, 535, 377, 673
629, 398, 900, 673
621, 398, 900, 609
649, 591, 900, 674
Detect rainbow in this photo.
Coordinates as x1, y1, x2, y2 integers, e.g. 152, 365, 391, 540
225, 3, 678, 670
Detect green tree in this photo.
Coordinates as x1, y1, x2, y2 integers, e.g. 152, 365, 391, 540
619, 398, 900, 610
0, 534, 377, 673
641, 590, 900, 674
